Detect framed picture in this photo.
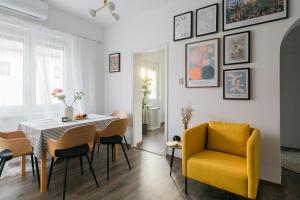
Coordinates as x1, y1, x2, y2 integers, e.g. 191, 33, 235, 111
224, 31, 250, 65
223, 68, 250, 100
186, 38, 219, 88
223, 0, 289, 31
196, 4, 218, 37
174, 11, 193, 41
109, 53, 121, 73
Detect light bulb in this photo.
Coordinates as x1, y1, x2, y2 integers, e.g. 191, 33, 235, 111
112, 12, 120, 21
89, 9, 97, 18
106, 1, 115, 12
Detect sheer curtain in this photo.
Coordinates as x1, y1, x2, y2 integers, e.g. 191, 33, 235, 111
0, 14, 101, 131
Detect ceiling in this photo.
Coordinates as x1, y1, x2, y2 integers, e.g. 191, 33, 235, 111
47, 0, 173, 27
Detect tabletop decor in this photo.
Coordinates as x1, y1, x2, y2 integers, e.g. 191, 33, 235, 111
174, 11, 193, 41
182, 105, 193, 130
51, 89, 84, 120
224, 31, 250, 65
223, 0, 288, 31
109, 53, 121, 73
196, 3, 218, 37
223, 68, 250, 100
186, 38, 219, 88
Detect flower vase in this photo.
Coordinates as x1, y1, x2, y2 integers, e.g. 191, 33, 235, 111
64, 106, 74, 120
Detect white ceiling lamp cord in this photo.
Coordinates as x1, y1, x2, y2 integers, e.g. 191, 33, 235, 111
89, 0, 119, 21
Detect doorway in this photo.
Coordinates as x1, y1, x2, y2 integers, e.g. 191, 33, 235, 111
132, 46, 168, 156
280, 19, 300, 174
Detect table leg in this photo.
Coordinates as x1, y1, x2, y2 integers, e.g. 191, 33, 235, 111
21, 156, 26, 176
170, 148, 175, 176
40, 151, 47, 192
113, 144, 118, 161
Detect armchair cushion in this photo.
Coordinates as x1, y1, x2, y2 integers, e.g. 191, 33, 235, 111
207, 121, 250, 157
187, 150, 247, 197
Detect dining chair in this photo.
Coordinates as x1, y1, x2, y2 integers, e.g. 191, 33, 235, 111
91, 119, 132, 180
111, 111, 130, 150
0, 131, 40, 186
46, 125, 99, 200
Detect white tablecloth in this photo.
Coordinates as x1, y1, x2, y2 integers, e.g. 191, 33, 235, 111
18, 114, 116, 159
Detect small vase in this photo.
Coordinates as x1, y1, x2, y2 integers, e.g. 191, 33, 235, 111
64, 106, 74, 120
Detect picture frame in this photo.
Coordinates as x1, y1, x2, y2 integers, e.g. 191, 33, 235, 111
174, 11, 193, 41
109, 53, 121, 73
223, 0, 289, 31
223, 31, 250, 65
185, 38, 219, 88
196, 3, 218, 37
223, 68, 250, 100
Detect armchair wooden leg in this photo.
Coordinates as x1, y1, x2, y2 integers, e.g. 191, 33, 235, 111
21, 155, 26, 176
185, 177, 188, 194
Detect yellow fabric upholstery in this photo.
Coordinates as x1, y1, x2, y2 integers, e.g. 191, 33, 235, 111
182, 122, 260, 199
187, 150, 248, 197
207, 121, 250, 157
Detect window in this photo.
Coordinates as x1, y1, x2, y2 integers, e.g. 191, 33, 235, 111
0, 35, 24, 107
35, 45, 64, 104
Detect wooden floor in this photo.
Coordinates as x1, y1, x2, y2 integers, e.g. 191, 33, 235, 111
0, 146, 299, 200
137, 126, 166, 156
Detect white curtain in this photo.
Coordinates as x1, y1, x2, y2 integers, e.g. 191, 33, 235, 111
0, 14, 101, 131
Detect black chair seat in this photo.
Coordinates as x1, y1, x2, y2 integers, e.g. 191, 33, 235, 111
100, 135, 122, 144
0, 149, 13, 161
55, 144, 89, 158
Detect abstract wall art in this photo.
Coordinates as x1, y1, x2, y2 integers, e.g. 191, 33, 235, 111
196, 3, 218, 37
109, 53, 121, 73
186, 38, 219, 88
223, 68, 250, 100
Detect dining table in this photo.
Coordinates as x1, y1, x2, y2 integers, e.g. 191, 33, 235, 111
18, 114, 118, 192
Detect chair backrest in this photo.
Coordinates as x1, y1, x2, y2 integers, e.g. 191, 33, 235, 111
111, 110, 128, 119
55, 125, 96, 150
98, 118, 128, 138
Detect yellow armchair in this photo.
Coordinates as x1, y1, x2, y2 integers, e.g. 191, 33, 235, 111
182, 121, 260, 199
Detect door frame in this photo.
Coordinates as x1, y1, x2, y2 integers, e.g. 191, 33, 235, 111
131, 43, 169, 149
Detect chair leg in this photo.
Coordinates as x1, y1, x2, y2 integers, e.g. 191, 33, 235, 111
0, 159, 5, 177
111, 145, 114, 161
97, 144, 100, 154
185, 177, 188, 194
85, 154, 99, 187
107, 145, 109, 180
91, 142, 96, 164
120, 143, 131, 170
34, 157, 40, 188
47, 157, 54, 190
30, 154, 35, 177
124, 136, 130, 150
80, 156, 84, 175
63, 158, 69, 200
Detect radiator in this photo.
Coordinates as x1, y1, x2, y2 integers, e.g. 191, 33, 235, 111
147, 107, 160, 130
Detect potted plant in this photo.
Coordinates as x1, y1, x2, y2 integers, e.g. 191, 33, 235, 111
51, 89, 84, 120
142, 77, 152, 134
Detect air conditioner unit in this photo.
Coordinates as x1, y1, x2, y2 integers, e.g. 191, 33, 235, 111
0, 0, 48, 21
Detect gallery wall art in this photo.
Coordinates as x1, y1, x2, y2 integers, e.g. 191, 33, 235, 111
223, 68, 250, 100
109, 53, 121, 73
224, 31, 250, 65
185, 38, 219, 88
196, 4, 218, 37
174, 11, 193, 41
223, 0, 289, 31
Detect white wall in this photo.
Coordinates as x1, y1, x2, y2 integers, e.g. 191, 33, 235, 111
104, 0, 300, 184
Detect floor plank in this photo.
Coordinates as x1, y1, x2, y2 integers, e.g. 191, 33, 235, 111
0, 146, 299, 200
